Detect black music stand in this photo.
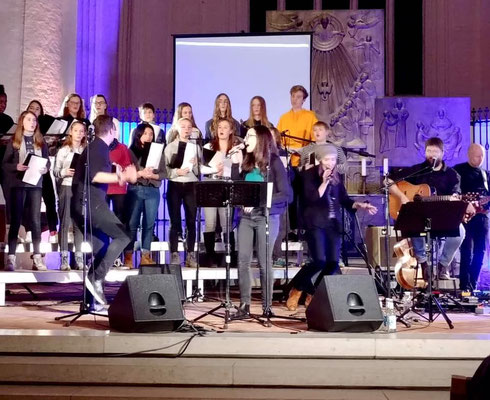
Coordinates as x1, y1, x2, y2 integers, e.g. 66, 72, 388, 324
395, 200, 467, 329
192, 181, 266, 329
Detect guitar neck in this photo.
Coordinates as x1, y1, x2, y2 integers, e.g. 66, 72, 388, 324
420, 195, 454, 202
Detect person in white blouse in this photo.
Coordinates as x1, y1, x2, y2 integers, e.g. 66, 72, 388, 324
53, 120, 86, 271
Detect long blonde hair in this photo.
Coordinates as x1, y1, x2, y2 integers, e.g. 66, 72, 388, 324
13, 111, 44, 150
62, 120, 87, 149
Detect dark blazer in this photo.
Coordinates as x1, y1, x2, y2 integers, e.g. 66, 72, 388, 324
2, 137, 49, 188
302, 165, 354, 230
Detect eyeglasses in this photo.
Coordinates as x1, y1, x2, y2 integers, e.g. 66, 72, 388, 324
95, 101, 106, 106
68, 100, 80, 106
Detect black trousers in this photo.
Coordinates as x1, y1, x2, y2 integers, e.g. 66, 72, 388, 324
291, 222, 342, 295
166, 181, 196, 253
459, 214, 489, 291
73, 198, 130, 281
107, 193, 127, 225
23, 176, 58, 233
8, 187, 42, 255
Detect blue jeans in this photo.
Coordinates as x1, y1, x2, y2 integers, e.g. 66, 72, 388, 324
411, 223, 465, 266
292, 223, 342, 294
237, 213, 280, 308
127, 185, 160, 251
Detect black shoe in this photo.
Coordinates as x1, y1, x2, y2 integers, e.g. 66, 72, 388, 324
262, 308, 275, 318
231, 303, 250, 320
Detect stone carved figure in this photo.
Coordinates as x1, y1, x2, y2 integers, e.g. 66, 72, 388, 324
414, 108, 462, 161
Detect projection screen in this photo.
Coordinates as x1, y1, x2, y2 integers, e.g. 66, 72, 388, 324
174, 33, 312, 134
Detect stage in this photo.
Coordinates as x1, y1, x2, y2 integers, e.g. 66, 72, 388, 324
0, 281, 489, 400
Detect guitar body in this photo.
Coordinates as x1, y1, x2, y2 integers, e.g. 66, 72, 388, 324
394, 239, 427, 290
389, 181, 431, 220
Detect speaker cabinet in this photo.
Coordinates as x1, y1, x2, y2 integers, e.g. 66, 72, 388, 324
108, 275, 185, 333
306, 275, 383, 332
139, 264, 185, 302
366, 226, 398, 268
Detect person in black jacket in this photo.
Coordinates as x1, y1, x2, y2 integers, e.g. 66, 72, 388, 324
286, 145, 377, 311
2, 111, 50, 271
233, 125, 290, 318
454, 143, 489, 291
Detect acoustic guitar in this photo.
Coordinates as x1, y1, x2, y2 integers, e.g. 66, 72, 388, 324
389, 180, 490, 220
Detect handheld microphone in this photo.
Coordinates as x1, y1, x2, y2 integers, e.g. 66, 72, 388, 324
226, 143, 248, 158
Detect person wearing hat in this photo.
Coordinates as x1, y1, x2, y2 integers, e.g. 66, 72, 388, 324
286, 144, 377, 311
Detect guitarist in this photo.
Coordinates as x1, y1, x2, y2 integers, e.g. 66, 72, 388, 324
454, 143, 489, 291
388, 137, 466, 281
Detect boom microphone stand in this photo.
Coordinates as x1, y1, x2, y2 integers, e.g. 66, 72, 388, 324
55, 126, 107, 326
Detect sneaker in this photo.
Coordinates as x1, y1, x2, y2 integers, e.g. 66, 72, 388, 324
231, 303, 250, 320
60, 251, 71, 271
170, 252, 180, 265
5, 255, 16, 271
86, 301, 108, 315
185, 251, 197, 268
273, 258, 286, 267
74, 252, 86, 271
32, 254, 47, 271
85, 277, 106, 305
49, 231, 58, 244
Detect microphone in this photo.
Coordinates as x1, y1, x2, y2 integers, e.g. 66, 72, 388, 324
87, 124, 95, 142
431, 157, 438, 170
279, 129, 289, 135
226, 143, 248, 158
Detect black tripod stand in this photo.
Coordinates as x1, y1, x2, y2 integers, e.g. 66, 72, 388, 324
191, 181, 266, 328
395, 200, 467, 329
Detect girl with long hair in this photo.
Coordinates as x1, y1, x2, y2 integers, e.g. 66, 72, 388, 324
285, 145, 377, 311
233, 125, 289, 319
25, 100, 58, 243
125, 123, 166, 266
204, 93, 241, 141
53, 121, 87, 270
164, 117, 199, 267
201, 118, 242, 266
58, 93, 90, 133
3, 111, 50, 271
165, 102, 201, 144
241, 96, 273, 137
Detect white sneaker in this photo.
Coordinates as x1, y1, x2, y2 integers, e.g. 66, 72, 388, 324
32, 254, 47, 271
5, 255, 16, 271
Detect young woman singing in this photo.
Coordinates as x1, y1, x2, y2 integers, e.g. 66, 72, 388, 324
3, 111, 50, 271
53, 120, 87, 271
233, 125, 289, 319
126, 123, 166, 266
201, 118, 242, 266
164, 117, 199, 267
285, 145, 377, 311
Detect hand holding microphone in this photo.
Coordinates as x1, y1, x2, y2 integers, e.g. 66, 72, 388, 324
226, 143, 248, 159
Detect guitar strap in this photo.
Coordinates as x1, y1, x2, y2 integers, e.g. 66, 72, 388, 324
481, 169, 489, 193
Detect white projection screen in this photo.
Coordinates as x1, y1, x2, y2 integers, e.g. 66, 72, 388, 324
174, 34, 312, 134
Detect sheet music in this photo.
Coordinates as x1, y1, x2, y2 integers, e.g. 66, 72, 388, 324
222, 158, 232, 178
150, 123, 161, 138
208, 151, 224, 170
145, 142, 164, 169
46, 119, 68, 135
181, 142, 197, 170
22, 155, 48, 186
280, 156, 288, 168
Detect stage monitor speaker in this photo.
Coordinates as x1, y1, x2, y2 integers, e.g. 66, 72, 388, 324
108, 274, 185, 333
139, 264, 185, 302
305, 275, 383, 332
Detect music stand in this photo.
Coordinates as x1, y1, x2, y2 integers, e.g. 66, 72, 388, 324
395, 200, 467, 329
192, 181, 266, 329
